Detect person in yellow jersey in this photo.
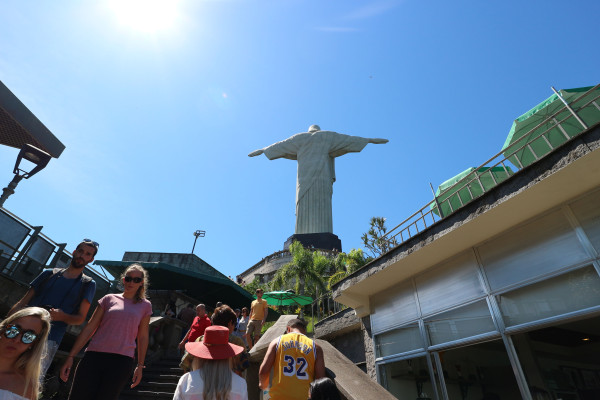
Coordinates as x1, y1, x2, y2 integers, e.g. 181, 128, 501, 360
259, 319, 326, 400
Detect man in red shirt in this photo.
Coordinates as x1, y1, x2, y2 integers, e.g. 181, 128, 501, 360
179, 303, 211, 349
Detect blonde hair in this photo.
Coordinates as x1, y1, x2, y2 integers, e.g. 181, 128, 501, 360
120, 263, 149, 303
0, 307, 51, 399
190, 357, 233, 400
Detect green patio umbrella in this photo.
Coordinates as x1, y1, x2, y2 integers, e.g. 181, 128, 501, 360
431, 166, 513, 217
259, 290, 313, 307
501, 85, 600, 168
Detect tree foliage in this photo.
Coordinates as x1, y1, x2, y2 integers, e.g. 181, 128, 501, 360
242, 276, 264, 294
328, 248, 370, 289
271, 241, 327, 297
361, 216, 398, 258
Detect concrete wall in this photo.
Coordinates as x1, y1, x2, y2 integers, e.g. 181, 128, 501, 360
237, 251, 292, 284
314, 308, 368, 373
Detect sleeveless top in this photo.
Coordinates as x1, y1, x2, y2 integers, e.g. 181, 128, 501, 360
268, 332, 316, 400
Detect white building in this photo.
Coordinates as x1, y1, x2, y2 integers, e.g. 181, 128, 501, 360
329, 85, 600, 400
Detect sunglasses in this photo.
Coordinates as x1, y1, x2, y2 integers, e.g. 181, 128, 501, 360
124, 276, 143, 283
82, 238, 100, 248
3, 324, 39, 344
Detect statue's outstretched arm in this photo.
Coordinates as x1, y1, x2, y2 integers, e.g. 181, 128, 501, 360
369, 138, 389, 144
248, 149, 264, 157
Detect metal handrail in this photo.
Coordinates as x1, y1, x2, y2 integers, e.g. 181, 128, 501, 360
0, 207, 112, 282
380, 85, 600, 247
311, 291, 348, 323
310, 86, 600, 325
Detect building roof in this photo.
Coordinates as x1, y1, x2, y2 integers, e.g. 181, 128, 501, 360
332, 122, 600, 317
0, 80, 65, 158
94, 259, 254, 309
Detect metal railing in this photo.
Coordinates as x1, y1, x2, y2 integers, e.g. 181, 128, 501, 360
311, 291, 348, 323
0, 207, 113, 284
312, 84, 600, 325
381, 84, 600, 247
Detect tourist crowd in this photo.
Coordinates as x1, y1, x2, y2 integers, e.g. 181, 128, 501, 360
0, 239, 339, 400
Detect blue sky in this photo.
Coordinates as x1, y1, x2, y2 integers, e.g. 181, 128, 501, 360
0, 0, 598, 280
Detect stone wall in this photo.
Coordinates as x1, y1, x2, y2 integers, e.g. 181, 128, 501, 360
315, 308, 368, 372
361, 316, 376, 380
237, 251, 292, 284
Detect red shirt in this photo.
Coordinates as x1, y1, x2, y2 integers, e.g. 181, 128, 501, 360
187, 315, 211, 342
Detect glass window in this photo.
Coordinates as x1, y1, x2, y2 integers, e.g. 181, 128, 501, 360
478, 210, 589, 291
438, 340, 522, 400
375, 324, 423, 358
498, 265, 600, 327
512, 316, 600, 400
570, 189, 600, 255
26, 237, 54, 264
416, 251, 485, 316
425, 300, 497, 346
54, 252, 72, 270
0, 212, 29, 260
371, 281, 418, 334
379, 355, 436, 399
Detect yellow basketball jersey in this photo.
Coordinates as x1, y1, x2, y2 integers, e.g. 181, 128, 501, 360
268, 332, 316, 400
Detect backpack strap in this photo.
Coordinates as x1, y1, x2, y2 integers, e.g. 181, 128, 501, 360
35, 268, 64, 294
75, 273, 93, 313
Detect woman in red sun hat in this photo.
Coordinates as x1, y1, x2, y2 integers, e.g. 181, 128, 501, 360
173, 325, 247, 400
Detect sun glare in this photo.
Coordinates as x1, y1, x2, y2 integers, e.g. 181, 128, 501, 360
110, 0, 178, 33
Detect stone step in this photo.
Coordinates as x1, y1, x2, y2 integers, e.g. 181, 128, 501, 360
134, 380, 178, 391
142, 372, 182, 383
119, 389, 173, 400
145, 366, 181, 374
117, 357, 184, 400
152, 359, 181, 367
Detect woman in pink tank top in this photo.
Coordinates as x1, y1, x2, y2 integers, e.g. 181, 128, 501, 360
59, 264, 152, 400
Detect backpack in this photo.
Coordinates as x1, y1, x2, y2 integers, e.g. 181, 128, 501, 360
35, 268, 93, 312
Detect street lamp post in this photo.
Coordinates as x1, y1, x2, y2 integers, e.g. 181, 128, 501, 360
0, 144, 52, 208
192, 229, 206, 254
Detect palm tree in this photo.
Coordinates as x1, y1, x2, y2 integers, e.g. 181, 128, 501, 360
328, 248, 369, 289
271, 241, 327, 298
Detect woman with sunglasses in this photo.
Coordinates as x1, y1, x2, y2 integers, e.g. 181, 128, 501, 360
59, 264, 152, 400
0, 307, 51, 400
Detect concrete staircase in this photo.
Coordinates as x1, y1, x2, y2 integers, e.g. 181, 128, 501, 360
119, 356, 182, 400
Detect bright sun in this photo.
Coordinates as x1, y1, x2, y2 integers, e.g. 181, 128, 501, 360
110, 0, 178, 33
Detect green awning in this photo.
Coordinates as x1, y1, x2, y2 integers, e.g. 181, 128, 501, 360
501, 85, 600, 168
261, 291, 313, 307
431, 166, 513, 217
94, 260, 254, 309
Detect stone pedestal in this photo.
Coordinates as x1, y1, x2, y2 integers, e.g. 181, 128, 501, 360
284, 232, 342, 252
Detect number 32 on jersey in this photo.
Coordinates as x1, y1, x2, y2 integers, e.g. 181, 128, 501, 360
282, 355, 308, 379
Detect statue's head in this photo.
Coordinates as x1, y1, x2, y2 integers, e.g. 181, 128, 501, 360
308, 125, 321, 133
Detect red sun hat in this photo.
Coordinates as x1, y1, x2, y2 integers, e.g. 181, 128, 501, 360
185, 325, 244, 360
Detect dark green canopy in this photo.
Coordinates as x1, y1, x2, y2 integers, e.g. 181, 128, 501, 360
94, 260, 254, 309
431, 166, 513, 217
501, 85, 600, 168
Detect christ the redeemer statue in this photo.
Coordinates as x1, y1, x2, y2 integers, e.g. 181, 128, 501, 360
249, 125, 388, 244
